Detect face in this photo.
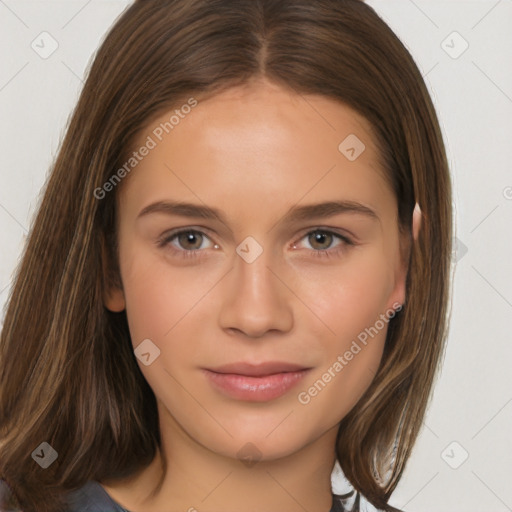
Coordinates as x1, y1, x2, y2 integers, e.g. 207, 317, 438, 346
105, 78, 410, 462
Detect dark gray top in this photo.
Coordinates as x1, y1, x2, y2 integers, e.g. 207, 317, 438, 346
64, 480, 129, 511
65, 481, 347, 511
1, 479, 347, 511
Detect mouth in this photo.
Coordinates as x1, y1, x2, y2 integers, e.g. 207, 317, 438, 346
202, 361, 312, 402
206, 361, 311, 377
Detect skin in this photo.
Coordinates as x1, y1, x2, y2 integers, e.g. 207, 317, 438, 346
102, 77, 421, 512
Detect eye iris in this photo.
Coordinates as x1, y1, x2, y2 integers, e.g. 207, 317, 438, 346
178, 231, 202, 250
309, 231, 332, 250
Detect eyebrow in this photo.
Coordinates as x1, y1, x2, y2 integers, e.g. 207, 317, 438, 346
137, 199, 379, 227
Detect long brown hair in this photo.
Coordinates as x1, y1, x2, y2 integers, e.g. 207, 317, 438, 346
0, 1, 453, 510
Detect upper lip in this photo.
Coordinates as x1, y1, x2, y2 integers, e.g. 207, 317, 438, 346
205, 361, 310, 377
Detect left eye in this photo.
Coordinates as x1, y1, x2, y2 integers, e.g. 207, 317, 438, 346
297, 230, 346, 251
292, 229, 354, 259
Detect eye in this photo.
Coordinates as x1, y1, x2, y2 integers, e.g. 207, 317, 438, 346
157, 229, 215, 259
292, 229, 354, 259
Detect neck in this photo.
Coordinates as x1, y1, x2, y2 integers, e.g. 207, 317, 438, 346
101, 403, 339, 512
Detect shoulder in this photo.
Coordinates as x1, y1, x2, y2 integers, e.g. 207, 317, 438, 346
0, 479, 128, 512
0, 478, 22, 511
331, 460, 389, 512
332, 493, 387, 512
64, 481, 129, 512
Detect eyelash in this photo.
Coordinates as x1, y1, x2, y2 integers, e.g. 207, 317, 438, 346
156, 228, 355, 261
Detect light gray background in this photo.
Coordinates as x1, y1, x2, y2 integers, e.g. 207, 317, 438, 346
1, 1, 511, 510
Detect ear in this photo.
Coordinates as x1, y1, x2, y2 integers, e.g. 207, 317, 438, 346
412, 202, 422, 241
104, 284, 126, 312
387, 202, 422, 310
101, 235, 126, 312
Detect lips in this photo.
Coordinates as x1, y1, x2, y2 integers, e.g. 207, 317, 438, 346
206, 361, 310, 377
202, 361, 311, 402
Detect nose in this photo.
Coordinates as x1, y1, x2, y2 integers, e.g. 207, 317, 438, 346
218, 244, 294, 339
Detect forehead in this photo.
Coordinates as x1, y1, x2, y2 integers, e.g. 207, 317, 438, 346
119, 80, 394, 225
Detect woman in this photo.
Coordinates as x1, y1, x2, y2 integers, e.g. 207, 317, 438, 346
0, 0, 453, 511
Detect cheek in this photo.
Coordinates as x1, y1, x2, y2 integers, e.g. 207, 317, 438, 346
122, 271, 169, 346
298, 249, 394, 343
295, 264, 391, 419
118, 242, 215, 345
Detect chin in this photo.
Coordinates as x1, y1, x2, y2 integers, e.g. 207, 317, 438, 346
200, 424, 318, 463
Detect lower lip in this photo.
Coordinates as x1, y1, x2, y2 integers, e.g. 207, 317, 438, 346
203, 369, 310, 402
